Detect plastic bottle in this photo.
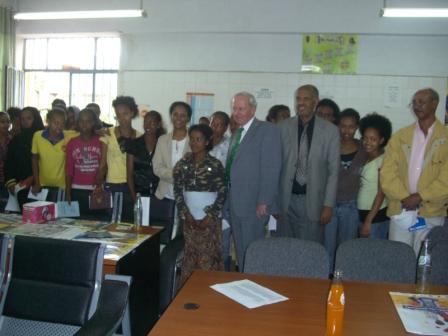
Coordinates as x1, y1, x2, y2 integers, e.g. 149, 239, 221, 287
326, 270, 345, 336
416, 239, 432, 294
134, 193, 142, 231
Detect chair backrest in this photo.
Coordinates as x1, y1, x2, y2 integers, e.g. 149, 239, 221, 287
0, 234, 9, 296
335, 239, 416, 284
159, 236, 184, 313
244, 238, 329, 279
426, 225, 448, 286
0, 236, 105, 328
150, 197, 176, 244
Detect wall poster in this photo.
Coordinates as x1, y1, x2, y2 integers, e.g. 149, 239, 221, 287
301, 34, 359, 74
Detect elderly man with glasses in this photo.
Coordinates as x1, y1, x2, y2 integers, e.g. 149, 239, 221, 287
380, 87, 448, 254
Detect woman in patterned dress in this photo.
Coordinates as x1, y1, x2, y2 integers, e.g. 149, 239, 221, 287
173, 124, 227, 285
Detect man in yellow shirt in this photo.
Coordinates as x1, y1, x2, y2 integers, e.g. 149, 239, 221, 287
381, 88, 448, 253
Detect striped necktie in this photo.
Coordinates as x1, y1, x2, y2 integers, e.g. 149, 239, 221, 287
225, 127, 244, 184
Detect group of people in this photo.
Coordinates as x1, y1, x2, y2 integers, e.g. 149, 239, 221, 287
0, 84, 447, 283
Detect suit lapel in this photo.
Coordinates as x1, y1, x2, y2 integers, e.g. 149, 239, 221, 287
289, 117, 299, 160
308, 117, 323, 165
233, 118, 260, 164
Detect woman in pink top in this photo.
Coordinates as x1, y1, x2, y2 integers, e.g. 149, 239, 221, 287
65, 108, 105, 220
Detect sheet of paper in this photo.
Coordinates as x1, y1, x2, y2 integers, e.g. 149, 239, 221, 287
184, 191, 217, 220
268, 215, 277, 231
28, 188, 49, 201
390, 292, 448, 335
210, 279, 289, 309
56, 201, 80, 218
142, 196, 150, 226
5, 192, 20, 212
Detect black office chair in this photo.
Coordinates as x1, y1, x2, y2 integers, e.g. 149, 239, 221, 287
0, 234, 9, 298
0, 236, 130, 336
150, 196, 176, 245
159, 235, 184, 314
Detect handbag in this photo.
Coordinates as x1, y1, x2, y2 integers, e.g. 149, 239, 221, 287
89, 189, 112, 210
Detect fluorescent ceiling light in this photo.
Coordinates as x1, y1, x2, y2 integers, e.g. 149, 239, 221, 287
380, 8, 448, 17
14, 9, 145, 20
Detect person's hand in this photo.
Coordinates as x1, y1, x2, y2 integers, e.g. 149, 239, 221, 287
320, 206, 333, 225
7, 184, 16, 196
360, 220, 371, 238
401, 193, 422, 211
65, 193, 71, 205
31, 183, 41, 196
256, 204, 268, 218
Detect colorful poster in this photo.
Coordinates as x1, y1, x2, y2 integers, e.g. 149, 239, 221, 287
390, 292, 448, 335
301, 34, 359, 74
186, 92, 215, 124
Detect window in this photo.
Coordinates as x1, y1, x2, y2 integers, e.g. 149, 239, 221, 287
23, 36, 120, 124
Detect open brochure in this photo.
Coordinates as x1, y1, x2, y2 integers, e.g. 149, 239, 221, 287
390, 292, 448, 335
211, 279, 288, 309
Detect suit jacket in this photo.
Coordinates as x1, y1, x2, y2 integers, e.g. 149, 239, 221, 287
153, 132, 190, 200
278, 116, 340, 221
380, 119, 448, 217
227, 118, 282, 217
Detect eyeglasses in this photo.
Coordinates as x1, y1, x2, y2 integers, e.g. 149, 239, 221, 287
408, 99, 433, 108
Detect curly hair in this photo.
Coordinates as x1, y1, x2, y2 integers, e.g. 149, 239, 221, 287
188, 124, 213, 151
112, 96, 139, 118
359, 113, 392, 148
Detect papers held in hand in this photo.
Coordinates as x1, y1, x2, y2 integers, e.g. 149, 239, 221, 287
210, 279, 288, 309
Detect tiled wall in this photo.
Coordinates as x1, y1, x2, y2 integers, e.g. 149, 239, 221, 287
121, 70, 446, 133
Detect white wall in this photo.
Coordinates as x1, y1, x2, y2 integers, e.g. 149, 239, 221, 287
12, 0, 448, 129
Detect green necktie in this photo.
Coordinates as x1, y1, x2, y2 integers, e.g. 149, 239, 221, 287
225, 127, 244, 184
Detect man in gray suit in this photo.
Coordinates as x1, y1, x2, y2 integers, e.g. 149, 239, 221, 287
277, 85, 340, 242
226, 92, 282, 269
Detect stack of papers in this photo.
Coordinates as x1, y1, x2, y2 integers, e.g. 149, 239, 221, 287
211, 279, 289, 309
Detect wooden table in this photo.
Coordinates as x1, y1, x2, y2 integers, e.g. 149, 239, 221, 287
149, 270, 448, 336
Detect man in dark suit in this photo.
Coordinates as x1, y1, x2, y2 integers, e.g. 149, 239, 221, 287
226, 92, 282, 269
277, 85, 340, 242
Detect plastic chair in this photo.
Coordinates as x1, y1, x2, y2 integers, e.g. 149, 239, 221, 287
335, 238, 416, 284
244, 237, 330, 279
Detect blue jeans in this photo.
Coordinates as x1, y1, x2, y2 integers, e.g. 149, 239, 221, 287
324, 200, 360, 272
369, 220, 390, 239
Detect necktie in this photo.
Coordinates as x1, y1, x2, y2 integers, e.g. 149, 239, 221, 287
295, 123, 308, 185
225, 127, 244, 184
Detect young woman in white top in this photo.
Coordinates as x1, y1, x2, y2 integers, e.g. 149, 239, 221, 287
358, 113, 392, 239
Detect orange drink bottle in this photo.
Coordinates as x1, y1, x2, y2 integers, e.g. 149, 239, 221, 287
326, 270, 345, 336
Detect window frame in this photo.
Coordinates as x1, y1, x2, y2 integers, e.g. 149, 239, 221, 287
22, 36, 119, 106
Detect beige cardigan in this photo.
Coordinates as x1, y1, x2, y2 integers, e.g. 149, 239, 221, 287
152, 132, 190, 200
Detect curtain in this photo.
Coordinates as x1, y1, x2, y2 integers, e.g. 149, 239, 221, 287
0, 6, 15, 111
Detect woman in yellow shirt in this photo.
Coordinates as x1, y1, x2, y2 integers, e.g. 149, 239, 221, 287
97, 96, 141, 222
